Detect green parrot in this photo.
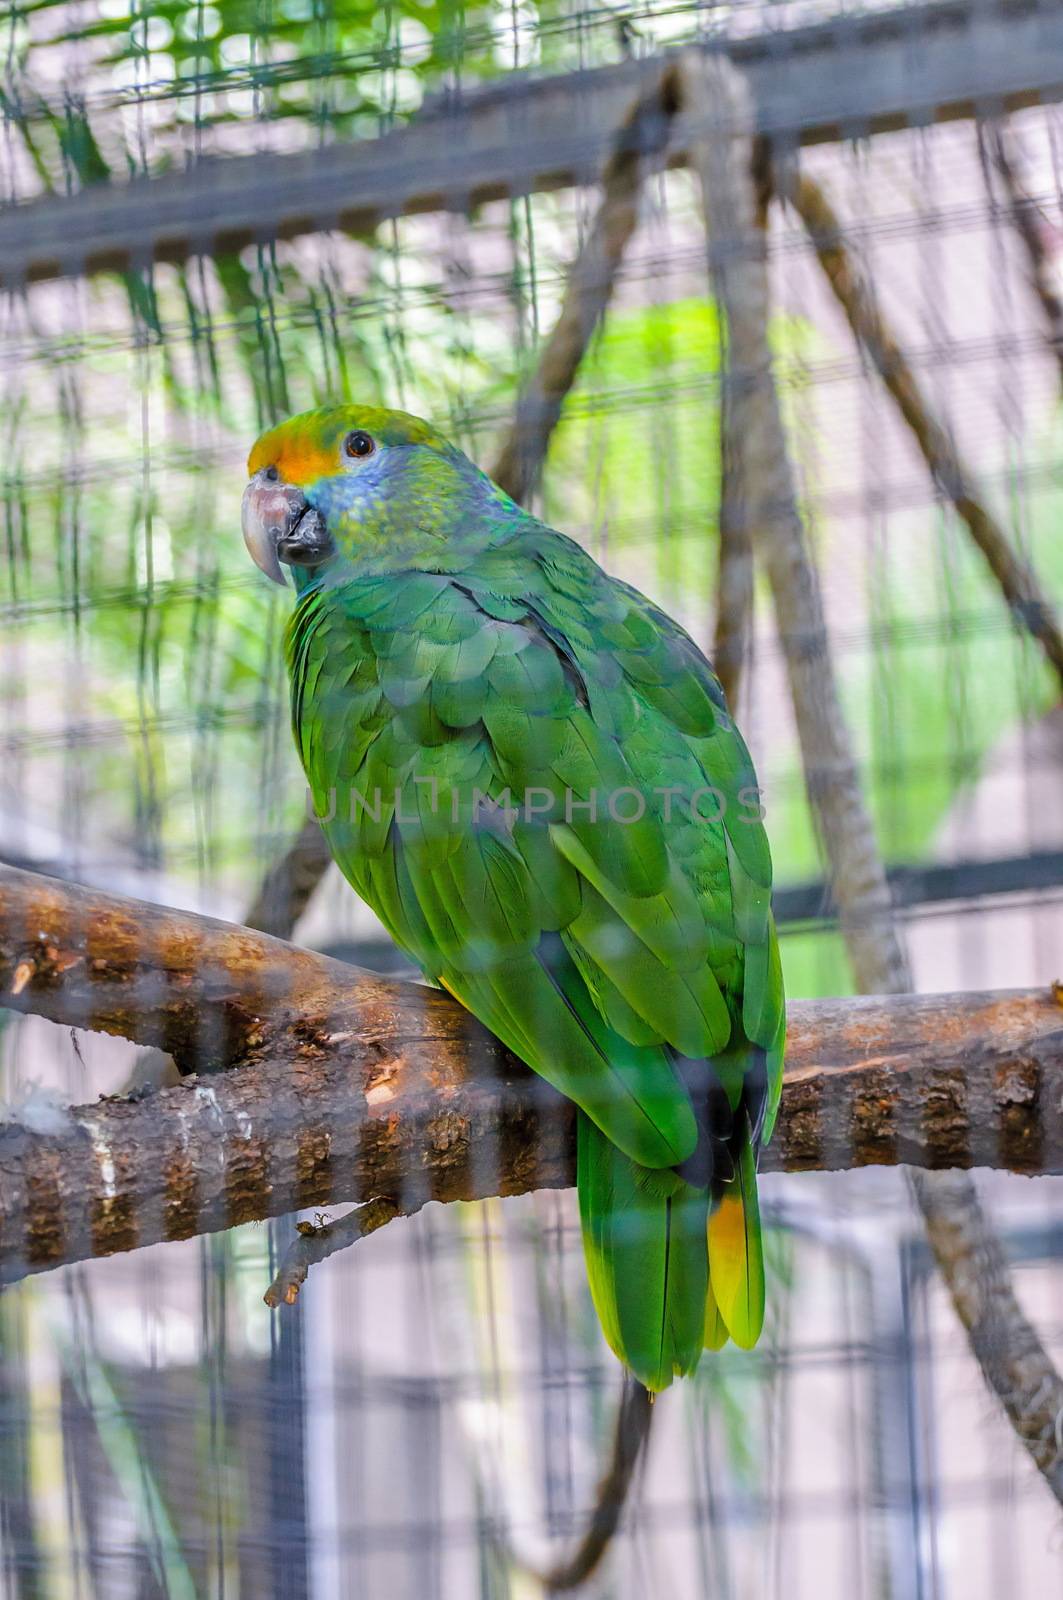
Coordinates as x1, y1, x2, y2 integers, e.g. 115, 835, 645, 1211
242, 405, 785, 1391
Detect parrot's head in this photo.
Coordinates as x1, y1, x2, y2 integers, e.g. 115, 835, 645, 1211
242, 404, 517, 586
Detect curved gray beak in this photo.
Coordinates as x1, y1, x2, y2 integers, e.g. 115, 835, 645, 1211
242, 470, 333, 586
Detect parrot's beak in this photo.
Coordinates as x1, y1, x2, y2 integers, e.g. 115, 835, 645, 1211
242, 469, 334, 586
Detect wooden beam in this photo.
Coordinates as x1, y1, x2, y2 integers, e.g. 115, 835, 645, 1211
3, 3, 1062, 287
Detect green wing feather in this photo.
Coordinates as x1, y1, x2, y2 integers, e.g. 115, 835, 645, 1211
287, 517, 785, 1390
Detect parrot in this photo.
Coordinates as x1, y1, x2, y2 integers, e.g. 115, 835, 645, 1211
242, 405, 785, 1391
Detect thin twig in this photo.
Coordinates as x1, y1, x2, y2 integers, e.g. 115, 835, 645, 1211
264, 1197, 410, 1307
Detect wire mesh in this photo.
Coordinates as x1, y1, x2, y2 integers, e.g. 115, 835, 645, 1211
2, 2, 1063, 1596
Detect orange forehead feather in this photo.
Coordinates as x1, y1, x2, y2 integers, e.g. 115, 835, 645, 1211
247, 419, 340, 487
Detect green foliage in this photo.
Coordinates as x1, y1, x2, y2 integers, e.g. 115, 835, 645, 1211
4, 1, 504, 159
542, 293, 816, 593
545, 296, 728, 576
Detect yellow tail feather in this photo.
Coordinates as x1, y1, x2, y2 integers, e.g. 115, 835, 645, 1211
706, 1140, 765, 1349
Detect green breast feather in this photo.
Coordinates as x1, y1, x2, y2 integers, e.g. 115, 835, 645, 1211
288, 527, 785, 1390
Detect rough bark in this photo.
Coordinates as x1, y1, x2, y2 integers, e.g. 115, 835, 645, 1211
2, 861, 1063, 1289
783, 162, 1063, 694
0, 859, 365, 1074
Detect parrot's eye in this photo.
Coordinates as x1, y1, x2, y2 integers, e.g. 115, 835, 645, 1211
344, 430, 375, 460
264, 465, 279, 482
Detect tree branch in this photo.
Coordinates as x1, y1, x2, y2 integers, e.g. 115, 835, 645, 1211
712, 332, 756, 712
264, 1197, 411, 1308
1, 863, 1062, 1289
682, 60, 1063, 1504
981, 121, 1063, 392
779, 154, 1063, 1502
711, 139, 773, 714
782, 161, 1063, 694
244, 815, 332, 940
0, 858, 363, 1073
521, 1377, 653, 1593
683, 52, 910, 995
912, 1167, 1063, 1495
489, 69, 678, 506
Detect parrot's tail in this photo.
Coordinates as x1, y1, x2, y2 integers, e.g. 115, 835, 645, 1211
577, 1111, 765, 1391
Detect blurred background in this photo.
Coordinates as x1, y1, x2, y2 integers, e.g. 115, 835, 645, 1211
1, 1, 1063, 1595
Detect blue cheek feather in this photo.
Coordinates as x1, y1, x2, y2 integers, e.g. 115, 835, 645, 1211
299, 444, 517, 581
308, 455, 394, 522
